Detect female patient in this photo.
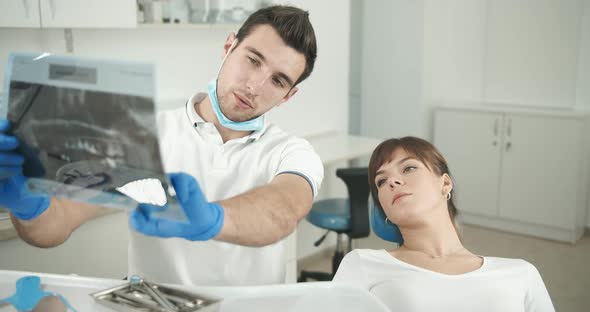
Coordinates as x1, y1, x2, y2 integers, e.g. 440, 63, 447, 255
333, 137, 554, 312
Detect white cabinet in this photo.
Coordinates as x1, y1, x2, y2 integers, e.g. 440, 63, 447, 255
0, 0, 41, 27
0, 0, 136, 28
433, 110, 503, 218
433, 107, 589, 243
39, 0, 136, 28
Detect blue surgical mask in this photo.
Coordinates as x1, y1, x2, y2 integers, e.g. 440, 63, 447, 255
206, 38, 265, 132
207, 79, 265, 132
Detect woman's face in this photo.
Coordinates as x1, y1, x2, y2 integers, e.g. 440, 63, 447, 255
373, 148, 451, 226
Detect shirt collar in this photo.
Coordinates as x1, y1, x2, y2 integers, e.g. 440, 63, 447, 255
184, 93, 268, 143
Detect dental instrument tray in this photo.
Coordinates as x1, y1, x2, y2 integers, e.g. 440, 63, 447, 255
90, 277, 221, 312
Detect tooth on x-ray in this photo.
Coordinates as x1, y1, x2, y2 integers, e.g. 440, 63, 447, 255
116, 179, 168, 206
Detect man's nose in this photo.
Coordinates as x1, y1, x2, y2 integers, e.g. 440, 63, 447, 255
246, 71, 269, 95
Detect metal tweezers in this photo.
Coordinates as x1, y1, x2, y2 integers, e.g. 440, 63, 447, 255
90, 276, 219, 312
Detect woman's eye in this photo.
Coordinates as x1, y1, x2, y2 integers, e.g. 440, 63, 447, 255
376, 179, 386, 187
403, 166, 417, 173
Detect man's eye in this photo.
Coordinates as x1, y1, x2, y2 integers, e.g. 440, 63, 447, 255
403, 166, 417, 173
247, 57, 260, 66
272, 77, 284, 88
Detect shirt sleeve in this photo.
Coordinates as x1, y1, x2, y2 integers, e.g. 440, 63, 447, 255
276, 138, 324, 199
332, 250, 370, 290
524, 262, 555, 312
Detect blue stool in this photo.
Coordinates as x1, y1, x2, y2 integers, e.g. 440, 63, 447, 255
298, 167, 371, 282
369, 198, 403, 243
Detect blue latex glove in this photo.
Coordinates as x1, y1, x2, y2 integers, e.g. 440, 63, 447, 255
130, 172, 224, 241
0, 119, 50, 220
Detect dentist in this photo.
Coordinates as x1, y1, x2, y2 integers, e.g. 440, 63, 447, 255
0, 5, 323, 286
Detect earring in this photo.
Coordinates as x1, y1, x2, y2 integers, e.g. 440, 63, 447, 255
385, 217, 390, 224
446, 192, 452, 200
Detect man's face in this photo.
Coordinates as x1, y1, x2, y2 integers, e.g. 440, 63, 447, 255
216, 25, 306, 122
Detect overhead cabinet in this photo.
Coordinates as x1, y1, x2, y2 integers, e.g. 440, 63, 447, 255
433, 107, 589, 243
0, 0, 41, 27
0, 0, 136, 28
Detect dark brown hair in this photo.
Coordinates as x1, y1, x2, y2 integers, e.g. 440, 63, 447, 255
368, 136, 460, 233
236, 5, 317, 86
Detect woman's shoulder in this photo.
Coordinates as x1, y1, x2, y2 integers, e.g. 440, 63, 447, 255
481, 256, 539, 273
341, 249, 402, 268
346, 249, 392, 260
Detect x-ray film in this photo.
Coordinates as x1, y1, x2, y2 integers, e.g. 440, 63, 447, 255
1, 52, 186, 221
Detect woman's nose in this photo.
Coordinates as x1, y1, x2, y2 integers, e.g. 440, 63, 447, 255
388, 177, 402, 187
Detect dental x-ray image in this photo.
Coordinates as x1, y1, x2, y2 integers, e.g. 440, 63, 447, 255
2, 52, 185, 220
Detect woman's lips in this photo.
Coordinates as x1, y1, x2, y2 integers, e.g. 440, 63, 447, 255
392, 193, 410, 204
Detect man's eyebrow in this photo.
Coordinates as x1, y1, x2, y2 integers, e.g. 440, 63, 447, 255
246, 47, 266, 62
245, 47, 295, 87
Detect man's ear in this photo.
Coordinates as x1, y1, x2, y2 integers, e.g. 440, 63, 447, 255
276, 86, 299, 107
223, 33, 237, 57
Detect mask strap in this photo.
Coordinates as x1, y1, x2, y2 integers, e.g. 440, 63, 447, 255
217, 39, 238, 78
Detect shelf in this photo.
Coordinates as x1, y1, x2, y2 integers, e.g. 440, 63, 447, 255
137, 23, 240, 29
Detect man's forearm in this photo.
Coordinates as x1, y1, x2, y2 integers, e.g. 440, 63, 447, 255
216, 175, 313, 247
10, 198, 101, 248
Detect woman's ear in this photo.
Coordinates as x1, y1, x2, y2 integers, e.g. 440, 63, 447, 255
442, 173, 453, 195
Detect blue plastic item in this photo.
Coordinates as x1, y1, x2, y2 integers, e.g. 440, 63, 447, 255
0, 275, 77, 312
369, 199, 403, 244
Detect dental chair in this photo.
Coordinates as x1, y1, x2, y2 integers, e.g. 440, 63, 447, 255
369, 198, 403, 243
298, 167, 371, 282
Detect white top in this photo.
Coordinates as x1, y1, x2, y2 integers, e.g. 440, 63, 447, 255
332, 249, 555, 312
127, 94, 324, 286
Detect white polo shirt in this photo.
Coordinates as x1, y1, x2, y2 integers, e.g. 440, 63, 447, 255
128, 93, 324, 286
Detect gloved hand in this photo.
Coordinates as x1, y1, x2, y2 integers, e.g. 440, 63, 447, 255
0, 119, 50, 220
130, 172, 224, 241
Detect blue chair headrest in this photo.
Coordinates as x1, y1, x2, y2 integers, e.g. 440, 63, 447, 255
369, 198, 403, 243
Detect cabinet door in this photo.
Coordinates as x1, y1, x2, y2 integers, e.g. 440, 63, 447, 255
0, 0, 41, 27
433, 110, 503, 217
498, 115, 582, 229
39, 0, 136, 28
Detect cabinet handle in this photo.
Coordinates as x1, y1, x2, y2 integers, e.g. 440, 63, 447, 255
506, 118, 512, 137
505, 141, 512, 151
22, 0, 29, 18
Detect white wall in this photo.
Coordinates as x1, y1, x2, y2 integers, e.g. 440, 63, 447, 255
577, 0, 590, 112
581, 2, 590, 227
360, 0, 426, 140
348, 0, 363, 135
422, 0, 486, 109
0, 0, 351, 278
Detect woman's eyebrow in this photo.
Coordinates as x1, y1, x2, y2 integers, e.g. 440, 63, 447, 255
375, 157, 418, 177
